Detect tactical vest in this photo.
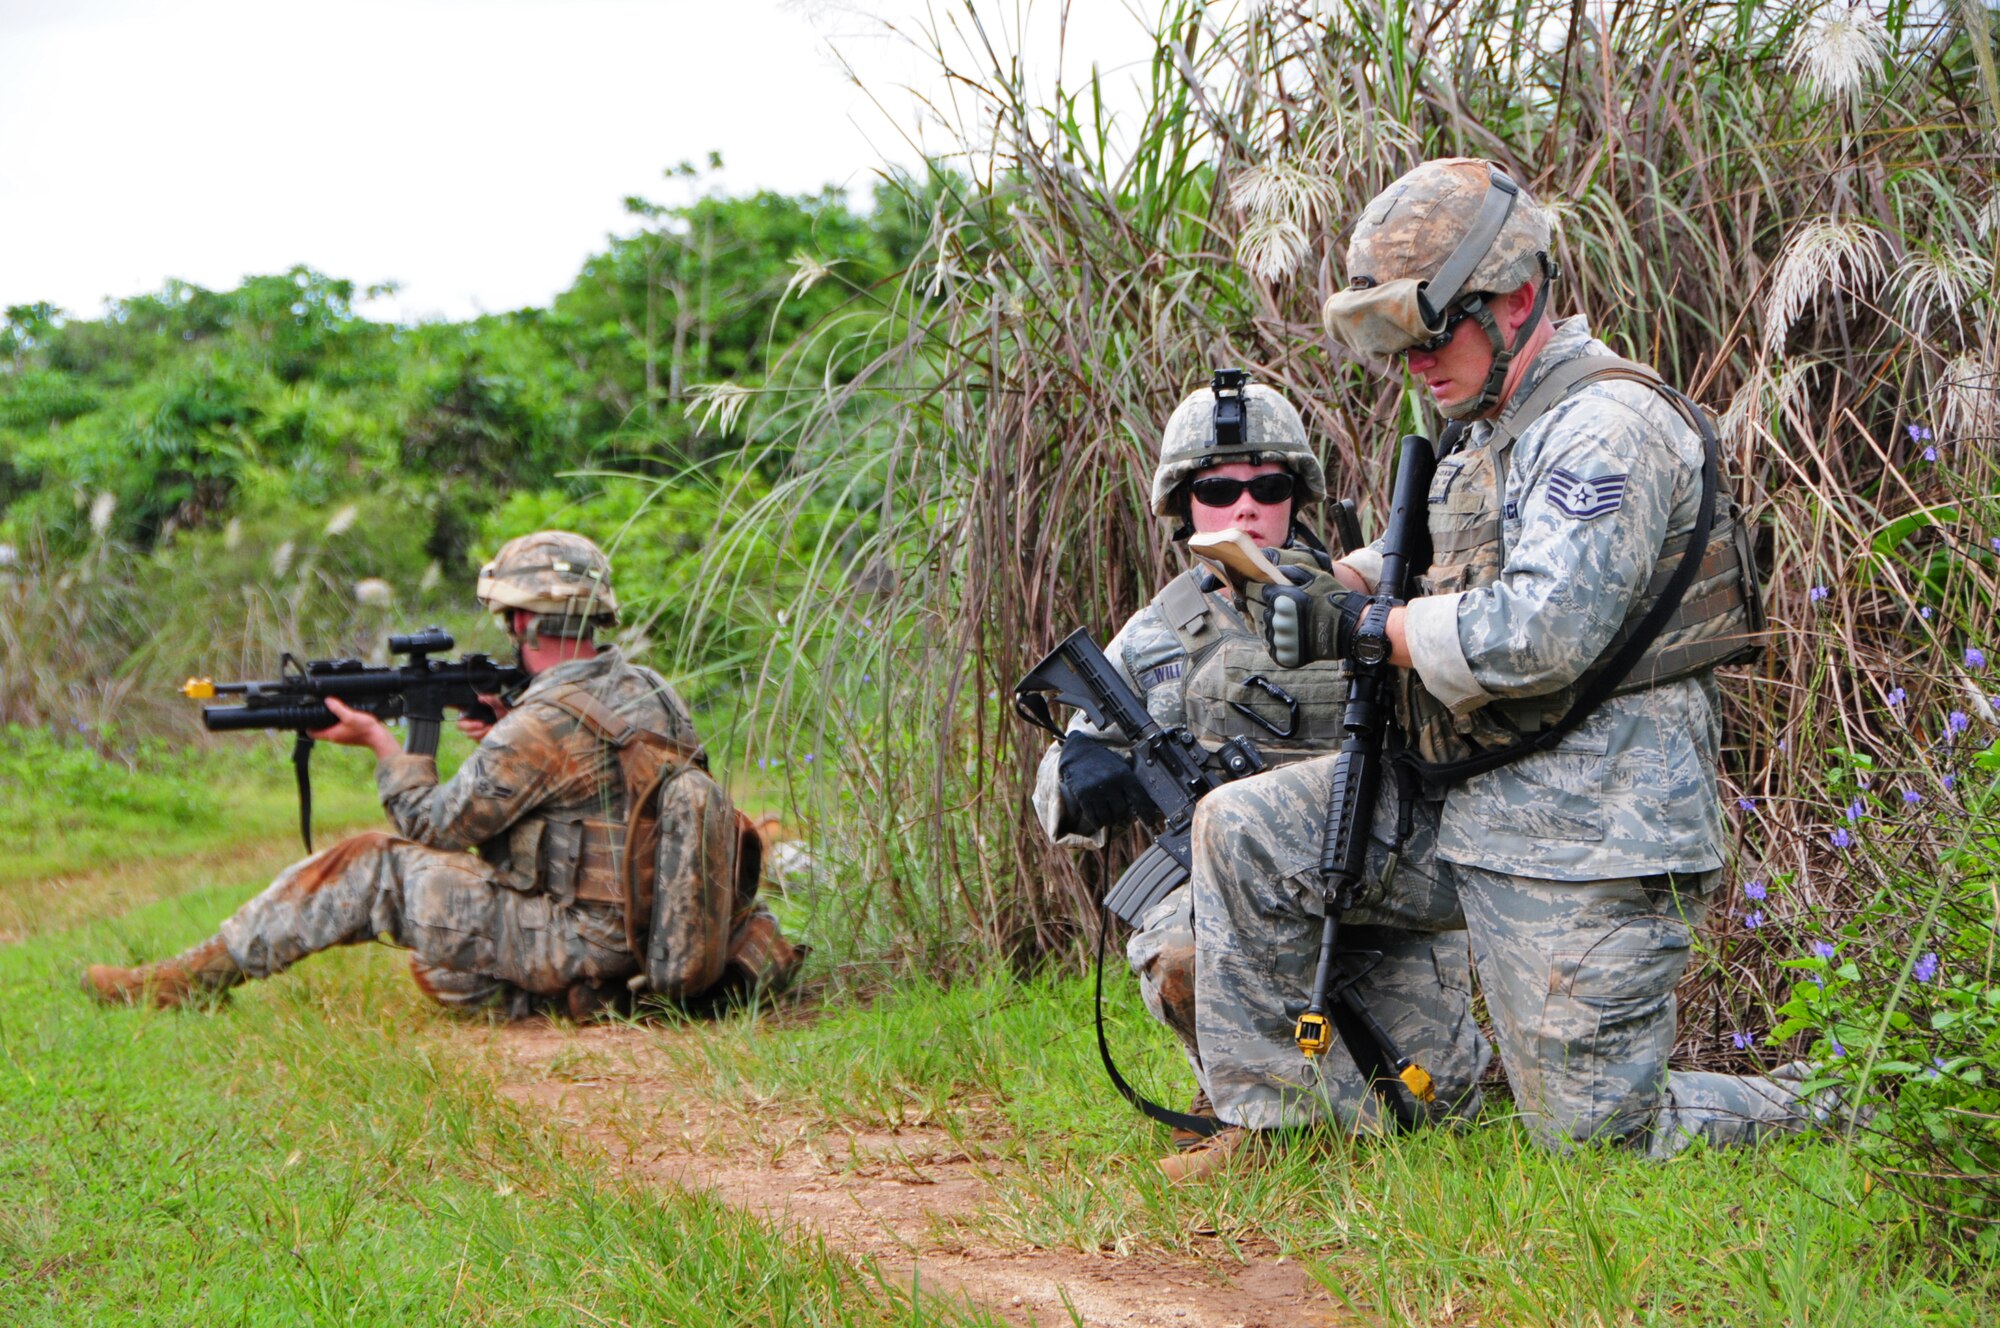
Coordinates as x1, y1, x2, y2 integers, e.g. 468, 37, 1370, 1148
1405, 355, 1765, 766
1150, 567, 1350, 766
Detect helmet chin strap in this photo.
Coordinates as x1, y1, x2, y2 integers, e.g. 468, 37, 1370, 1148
1441, 253, 1557, 422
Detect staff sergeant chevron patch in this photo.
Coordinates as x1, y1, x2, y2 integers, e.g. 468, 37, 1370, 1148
1546, 467, 1628, 519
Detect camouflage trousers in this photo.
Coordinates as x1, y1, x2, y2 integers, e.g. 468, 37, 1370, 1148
1454, 864, 1809, 1157
218, 830, 639, 1014
1131, 762, 1491, 1132
1170, 753, 1810, 1152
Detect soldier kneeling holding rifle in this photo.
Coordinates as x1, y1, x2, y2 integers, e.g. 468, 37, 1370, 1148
1017, 371, 1490, 1183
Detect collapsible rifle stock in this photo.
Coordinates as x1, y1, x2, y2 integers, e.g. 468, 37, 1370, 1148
184, 627, 524, 849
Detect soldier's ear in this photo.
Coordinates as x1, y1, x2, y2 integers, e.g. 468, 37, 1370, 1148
1499, 279, 1541, 336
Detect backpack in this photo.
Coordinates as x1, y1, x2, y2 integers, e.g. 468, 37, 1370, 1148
543, 683, 799, 1000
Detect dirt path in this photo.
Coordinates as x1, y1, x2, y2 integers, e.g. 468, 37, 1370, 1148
490, 1023, 1345, 1328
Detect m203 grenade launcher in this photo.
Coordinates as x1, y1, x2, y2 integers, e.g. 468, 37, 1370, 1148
183, 627, 525, 850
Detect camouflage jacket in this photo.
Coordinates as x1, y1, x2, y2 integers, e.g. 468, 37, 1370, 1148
1349, 317, 1726, 881
377, 647, 700, 910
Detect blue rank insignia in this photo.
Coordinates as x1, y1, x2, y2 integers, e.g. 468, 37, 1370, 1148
1546, 468, 1628, 519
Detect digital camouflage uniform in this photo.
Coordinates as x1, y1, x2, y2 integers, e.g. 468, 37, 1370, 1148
1038, 380, 1490, 1132
1251, 313, 1801, 1155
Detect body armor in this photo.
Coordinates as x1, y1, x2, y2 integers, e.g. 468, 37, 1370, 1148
1151, 569, 1351, 766
1403, 358, 1764, 766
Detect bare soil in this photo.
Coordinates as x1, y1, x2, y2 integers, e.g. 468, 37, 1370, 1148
489, 1022, 1347, 1328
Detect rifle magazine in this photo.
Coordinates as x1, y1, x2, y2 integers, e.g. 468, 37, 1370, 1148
1104, 842, 1188, 928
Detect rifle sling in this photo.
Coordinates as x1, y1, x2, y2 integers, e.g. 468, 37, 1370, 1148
1091, 901, 1418, 1139
1399, 378, 1723, 787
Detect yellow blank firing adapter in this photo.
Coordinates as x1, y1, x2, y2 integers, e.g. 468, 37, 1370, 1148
1400, 1063, 1436, 1104
182, 678, 216, 700
1295, 1011, 1332, 1058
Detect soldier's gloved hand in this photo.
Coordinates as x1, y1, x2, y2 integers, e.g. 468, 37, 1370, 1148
1057, 733, 1147, 836
1249, 569, 1401, 667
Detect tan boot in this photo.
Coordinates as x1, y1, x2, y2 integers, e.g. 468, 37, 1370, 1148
84, 937, 246, 1010
1156, 1125, 1263, 1184
1169, 1089, 1218, 1152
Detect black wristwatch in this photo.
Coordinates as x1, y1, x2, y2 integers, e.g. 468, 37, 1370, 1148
1351, 597, 1396, 667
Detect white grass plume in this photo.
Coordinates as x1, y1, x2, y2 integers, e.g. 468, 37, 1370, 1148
1937, 351, 1998, 442
87, 492, 116, 537
784, 253, 840, 302
1236, 216, 1312, 283
687, 382, 751, 435
1784, 3, 1889, 105
1231, 154, 1338, 281
323, 503, 359, 537
1894, 244, 1994, 334
1763, 218, 1890, 354
271, 540, 295, 578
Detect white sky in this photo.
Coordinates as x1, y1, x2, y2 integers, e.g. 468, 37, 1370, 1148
0, 0, 1163, 324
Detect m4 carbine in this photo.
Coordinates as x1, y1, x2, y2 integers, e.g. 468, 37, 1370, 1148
184, 627, 524, 849
1013, 630, 1265, 927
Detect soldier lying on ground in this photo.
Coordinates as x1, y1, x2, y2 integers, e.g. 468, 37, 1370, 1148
87, 530, 802, 1019
1211, 158, 1814, 1163
1034, 376, 1491, 1183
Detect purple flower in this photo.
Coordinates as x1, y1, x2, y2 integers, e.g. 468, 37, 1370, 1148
1903, 789, 1921, 806
803, 752, 816, 764
1743, 878, 1768, 901
1737, 797, 1757, 812
861, 673, 872, 684
1732, 1031, 1754, 1050
1908, 424, 1933, 443
1913, 952, 1939, 983
1920, 606, 1933, 620
1845, 798, 1865, 821
1991, 537, 2000, 555
1945, 773, 1957, 791
1923, 446, 1939, 462
1969, 648, 1988, 670
1886, 687, 1907, 706
863, 617, 873, 628
1830, 828, 1853, 849
756, 758, 767, 769
1744, 910, 1766, 930
1948, 710, 1971, 735
1809, 585, 1830, 604
1811, 940, 1837, 961
1830, 1038, 1846, 1058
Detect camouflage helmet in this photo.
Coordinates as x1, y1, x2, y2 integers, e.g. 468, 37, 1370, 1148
1322, 159, 1557, 417
1149, 372, 1327, 518
476, 530, 619, 634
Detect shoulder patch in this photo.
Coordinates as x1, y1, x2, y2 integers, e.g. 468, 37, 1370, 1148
1545, 467, 1628, 520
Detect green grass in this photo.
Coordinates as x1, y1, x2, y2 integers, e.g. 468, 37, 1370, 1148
0, 880, 994, 1326
10, 727, 1996, 1324
652, 971, 2000, 1325
0, 727, 398, 889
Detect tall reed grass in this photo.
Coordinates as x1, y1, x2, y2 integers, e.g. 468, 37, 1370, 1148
704, 0, 1998, 1061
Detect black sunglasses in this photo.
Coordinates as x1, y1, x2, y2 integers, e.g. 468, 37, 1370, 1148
1188, 473, 1297, 508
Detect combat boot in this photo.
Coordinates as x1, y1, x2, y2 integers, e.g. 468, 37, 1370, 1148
1156, 1125, 1264, 1184
1169, 1088, 1218, 1152
84, 937, 246, 1009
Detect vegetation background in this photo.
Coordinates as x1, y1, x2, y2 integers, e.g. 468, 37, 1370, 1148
4, 0, 2000, 1312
